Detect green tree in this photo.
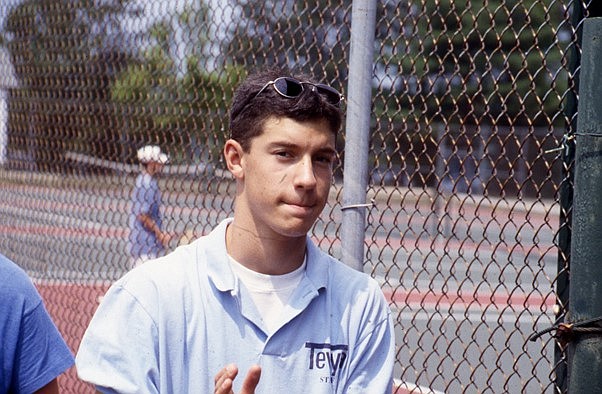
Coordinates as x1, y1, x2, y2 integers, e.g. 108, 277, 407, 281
111, 4, 246, 164
2, 0, 141, 169
225, 0, 351, 89
374, 0, 568, 127
371, 0, 569, 196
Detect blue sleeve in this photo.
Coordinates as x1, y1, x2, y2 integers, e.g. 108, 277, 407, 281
14, 294, 75, 393
344, 286, 395, 393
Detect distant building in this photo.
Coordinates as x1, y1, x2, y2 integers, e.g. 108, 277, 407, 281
0, 47, 18, 165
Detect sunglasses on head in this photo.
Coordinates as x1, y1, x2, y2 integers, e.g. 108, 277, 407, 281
254, 77, 344, 106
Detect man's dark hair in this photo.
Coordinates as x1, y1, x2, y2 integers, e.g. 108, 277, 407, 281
229, 66, 343, 151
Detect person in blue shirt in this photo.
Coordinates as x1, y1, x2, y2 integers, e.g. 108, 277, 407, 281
128, 145, 172, 268
0, 253, 74, 393
76, 67, 395, 393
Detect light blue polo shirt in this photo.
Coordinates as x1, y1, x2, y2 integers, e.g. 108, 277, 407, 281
76, 219, 395, 393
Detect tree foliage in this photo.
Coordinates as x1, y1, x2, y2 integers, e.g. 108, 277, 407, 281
0, 0, 570, 170
2, 0, 140, 167
225, 0, 351, 90
110, 4, 246, 164
374, 0, 569, 127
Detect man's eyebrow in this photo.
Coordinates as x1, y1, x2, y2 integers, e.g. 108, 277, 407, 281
316, 147, 338, 156
267, 141, 337, 155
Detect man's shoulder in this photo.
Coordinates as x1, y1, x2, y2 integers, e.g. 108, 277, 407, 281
308, 244, 368, 276
0, 255, 40, 302
308, 246, 382, 294
135, 172, 156, 188
118, 224, 226, 290
117, 242, 200, 292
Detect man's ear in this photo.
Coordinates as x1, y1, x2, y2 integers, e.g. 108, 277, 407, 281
223, 139, 244, 179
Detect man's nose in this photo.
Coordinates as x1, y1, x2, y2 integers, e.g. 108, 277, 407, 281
294, 156, 317, 188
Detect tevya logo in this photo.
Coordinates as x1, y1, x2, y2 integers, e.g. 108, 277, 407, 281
305, 342, 349, 380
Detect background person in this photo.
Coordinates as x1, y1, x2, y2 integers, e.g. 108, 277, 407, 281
128, 145, 172, 268
76, 67, 395, 393
0, 253, 74, 394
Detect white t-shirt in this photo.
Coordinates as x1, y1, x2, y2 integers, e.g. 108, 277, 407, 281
228, 255, 306, 334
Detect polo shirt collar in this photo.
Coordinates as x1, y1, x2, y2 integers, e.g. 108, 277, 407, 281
202, 218, 236, 292
201, 219, 329, 294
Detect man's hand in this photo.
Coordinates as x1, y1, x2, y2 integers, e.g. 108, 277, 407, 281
214, 363, 261, 394
157, 231, 172, 248
138, 213, 172, 248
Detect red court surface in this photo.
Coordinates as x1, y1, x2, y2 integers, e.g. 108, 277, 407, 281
37, 282, 110, 393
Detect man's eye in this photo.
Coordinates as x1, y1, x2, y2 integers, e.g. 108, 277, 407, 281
316, 155, 334, 164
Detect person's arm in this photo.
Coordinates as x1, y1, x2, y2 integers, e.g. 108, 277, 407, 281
34, 378, 59, 394
14, 291, 74, 394
137, 213, 172, 247
75, 282, 161, 393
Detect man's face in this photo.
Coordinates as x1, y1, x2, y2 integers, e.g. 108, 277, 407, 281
147, 161, 164, 175
235, 116, 336, 239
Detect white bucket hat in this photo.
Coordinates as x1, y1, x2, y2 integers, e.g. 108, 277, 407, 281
137, 145, 169, 164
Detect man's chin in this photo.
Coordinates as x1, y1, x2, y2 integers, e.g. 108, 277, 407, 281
276, 219, 315, 238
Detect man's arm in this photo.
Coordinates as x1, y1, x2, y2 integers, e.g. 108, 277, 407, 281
75, 283, 161, 393
15, 290, 74, 394
137, 213, 172, 247
34, 378, 59, 394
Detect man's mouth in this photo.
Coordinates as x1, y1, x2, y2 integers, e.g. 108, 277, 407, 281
285, 201, 316, 214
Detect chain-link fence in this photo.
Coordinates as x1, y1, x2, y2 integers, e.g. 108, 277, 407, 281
0, 0, 590, 392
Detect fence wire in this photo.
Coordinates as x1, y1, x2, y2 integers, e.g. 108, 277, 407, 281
0, 0, 586, 392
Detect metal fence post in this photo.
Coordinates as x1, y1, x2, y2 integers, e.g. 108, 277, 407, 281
341, 0, 377, 271
567, 16, 602, 393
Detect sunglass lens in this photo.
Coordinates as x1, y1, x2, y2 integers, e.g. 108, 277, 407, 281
274, 77, 303, 98
315, 84, 342, 105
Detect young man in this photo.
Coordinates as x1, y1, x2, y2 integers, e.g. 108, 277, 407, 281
128, 145, 172, 268
1, 253, 74, 393
76, 67, 395, 393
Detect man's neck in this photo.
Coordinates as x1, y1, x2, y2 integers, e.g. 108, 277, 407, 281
225, 221, 307, 275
